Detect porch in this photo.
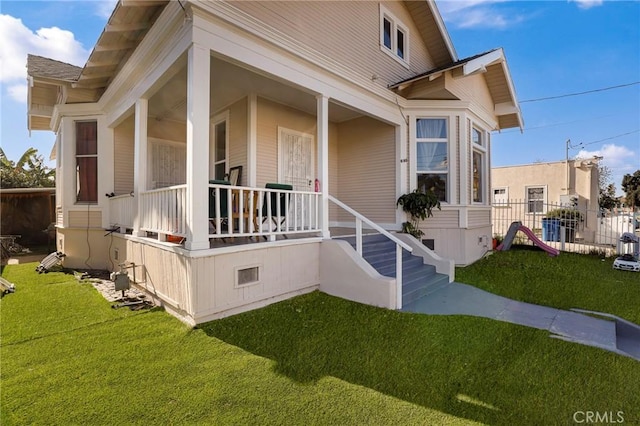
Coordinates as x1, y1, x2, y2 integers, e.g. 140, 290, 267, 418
108, 182, 322, 245
108, 49, 402, 251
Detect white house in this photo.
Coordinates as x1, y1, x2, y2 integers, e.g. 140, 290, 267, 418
27, 0, 522, 325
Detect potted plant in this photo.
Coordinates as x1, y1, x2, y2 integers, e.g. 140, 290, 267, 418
396, 189, 441, 239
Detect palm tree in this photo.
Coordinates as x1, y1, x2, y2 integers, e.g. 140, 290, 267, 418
0, 147, 54, 188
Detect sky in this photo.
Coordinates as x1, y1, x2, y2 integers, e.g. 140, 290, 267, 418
1, 0, 639, 194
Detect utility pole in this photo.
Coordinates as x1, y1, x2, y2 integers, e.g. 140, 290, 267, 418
565, 139, 570, 195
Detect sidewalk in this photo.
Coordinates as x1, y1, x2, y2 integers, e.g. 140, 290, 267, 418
402, 282, 639, 361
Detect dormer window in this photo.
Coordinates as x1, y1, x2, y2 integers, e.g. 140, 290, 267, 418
380, 5, 409, 66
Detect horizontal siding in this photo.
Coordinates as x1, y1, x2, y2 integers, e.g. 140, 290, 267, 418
192, 242, 320, 317
68, 210, 102, 228
468, 209, 490, 228
227, 98, 248, 186
328, 123, 339, 222
113, 116, 135, 195
446, 72, 495, 118
256, 97, 317, 187
423, 210, 459, 229
126, 239, 192, 313
114, 116, 187, 195
336, 116, 396, 223
148, 118, 186, 142
230, 1, 435, 87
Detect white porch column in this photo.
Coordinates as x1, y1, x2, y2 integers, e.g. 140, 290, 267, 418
396, 120, 408, 228
132, 98, 148, 237
317, 95, 330, 238
247, 93, 257, 187
185, 43, 211, 250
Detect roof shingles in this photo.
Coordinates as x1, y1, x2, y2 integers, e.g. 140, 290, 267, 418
27, 54, 82, 82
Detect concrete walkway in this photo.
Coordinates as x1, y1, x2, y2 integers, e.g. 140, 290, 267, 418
402, 282, 640, 361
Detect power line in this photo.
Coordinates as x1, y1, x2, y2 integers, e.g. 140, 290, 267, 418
573, 130, 640, 149
520, 81, 640, 103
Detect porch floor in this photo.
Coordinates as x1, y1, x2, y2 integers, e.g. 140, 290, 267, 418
204, 227, 382, 249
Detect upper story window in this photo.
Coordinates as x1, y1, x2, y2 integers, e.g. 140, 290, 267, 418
75, 121, 98, 203
416, 118, 448, 202
380, 5, 409, 66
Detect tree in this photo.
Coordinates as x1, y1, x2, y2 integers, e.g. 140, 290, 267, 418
0, 147, 55, 188
597, 164, 616, 209
599, 183, 619, 210
621, 170, 640, 208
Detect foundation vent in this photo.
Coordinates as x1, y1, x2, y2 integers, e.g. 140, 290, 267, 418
236, 266, 260, 287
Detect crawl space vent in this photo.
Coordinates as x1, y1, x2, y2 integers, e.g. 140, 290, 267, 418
237, 266, 260, 286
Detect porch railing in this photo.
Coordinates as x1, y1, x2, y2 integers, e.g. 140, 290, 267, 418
328, 195, 413, 310
108, 193, 135, 231
140, 184, 188, 237
111, 184, 322, 242
208, 183, 321, 239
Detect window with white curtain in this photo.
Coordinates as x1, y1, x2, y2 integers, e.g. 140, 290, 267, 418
148, 139, 186, 189
416, 118, 448, 202
526, 186, 546, 213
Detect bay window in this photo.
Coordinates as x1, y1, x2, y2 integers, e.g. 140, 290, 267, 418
416, 118, 448, 202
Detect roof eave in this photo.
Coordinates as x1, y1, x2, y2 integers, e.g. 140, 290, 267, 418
425, 0, 457, 61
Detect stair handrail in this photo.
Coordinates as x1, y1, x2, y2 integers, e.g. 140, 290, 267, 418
328, 195, 412, 309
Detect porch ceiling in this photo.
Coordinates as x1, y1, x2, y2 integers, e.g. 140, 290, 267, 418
148, 57, 363, 123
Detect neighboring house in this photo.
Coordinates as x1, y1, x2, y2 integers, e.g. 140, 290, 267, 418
27, 0, 522, 325
492, 159, 600, 242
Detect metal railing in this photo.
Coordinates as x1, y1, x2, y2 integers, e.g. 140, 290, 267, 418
329, 195, 413, 309
492, 199, 638, 255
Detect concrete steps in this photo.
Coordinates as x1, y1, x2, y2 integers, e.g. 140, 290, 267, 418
336, 234, 450, 307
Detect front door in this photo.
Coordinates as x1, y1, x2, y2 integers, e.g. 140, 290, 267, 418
278, 127, 314, 191
278, 127, 315, 228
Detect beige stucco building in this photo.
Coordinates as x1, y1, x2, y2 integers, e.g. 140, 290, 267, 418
492, 159, 600, 241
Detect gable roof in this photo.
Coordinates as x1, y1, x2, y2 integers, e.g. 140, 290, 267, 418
27, 55, 82, 82
389, 48, 523, 131
73, 0, 168, 94
389, 49, 500, 90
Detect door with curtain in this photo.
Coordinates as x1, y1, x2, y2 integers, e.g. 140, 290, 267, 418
278, 127, 314, 229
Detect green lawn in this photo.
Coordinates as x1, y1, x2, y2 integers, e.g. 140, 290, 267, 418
1, 254, 639, 425
456, 248, 640, 324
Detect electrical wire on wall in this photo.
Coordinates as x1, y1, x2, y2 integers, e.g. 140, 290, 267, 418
84, 202, 93, 270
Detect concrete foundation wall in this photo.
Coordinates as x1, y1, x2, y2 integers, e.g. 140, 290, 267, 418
319, 239, 396, 309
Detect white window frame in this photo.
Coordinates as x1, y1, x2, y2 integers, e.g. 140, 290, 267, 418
493, 187, 509, 205
525, 185, 547, 214
415, 117, 449, 203
210, 111, 229, 181
472, 126, 487, 204
379, 5, 410, 67
75, 120, 98, 204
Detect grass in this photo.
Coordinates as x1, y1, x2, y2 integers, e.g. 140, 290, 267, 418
1, 255, 639, 425
456, 248, 640, 324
